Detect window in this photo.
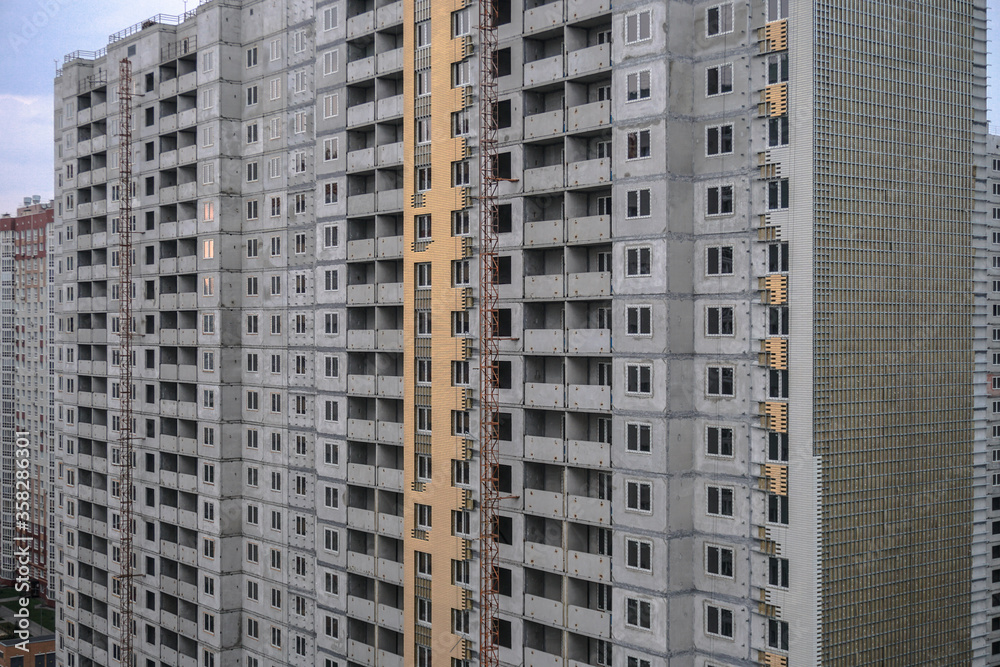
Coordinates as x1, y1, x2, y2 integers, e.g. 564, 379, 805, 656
453, 8, 472, 36
768, 242, 789, 272
625, 598, 651, 629
706, 4, 733, 36
769, 619, 789, 651
246, 85, 258, 106
769, 369, 789, 399
417, 454, 433, 482
417, 311, 433, 337
417, 597, 432, 626
767, 0, 788, 21
415, 359, 434, 386
706, 63, 733, 96
323, 137, 339, 161
247, 199, 259, 220
452, 160, 472, 186
246, 161, 259, 183
706, 605, 734, 638
707, 366, 734, 396
453, 259, 472, 286
452, 60, 471, 87
453, 210, 472, 235
768, 53, 789, 84
246, 47, 258, 68
452, 110, 471, 136
416, 20, 431, 47
323, 49, 339, 75
626, 247, 651, 276
707, 185, 734, 215
247, 276, 259, 296
324, 270, 339, 291
625, 10, 651, 44
769, 556, 789, 588
408, 216, 432, 247
452, 609, 471, 635
626, 422, 651, 453
626, 364, 652, 395
706, 306, 734, 336
625, 480, 652, 512
323, 224, 339, 247
706, 246, 734, 275
706, 124, 734, 155
626, 189, 651, 218
323, 93, 339, 118
416, 70, 431, 96
627, 129, 651, 159
768, 179, 790, 210
627, 70, 651, 102
416, 504, 432, 530
626, 538, 652, 571
452, 510, 472, 536
323, 5, 338, 30
417, 406, 433, 433
768, 306, 789, 336
324, 528, 339, 553
417, 166, 432, 191
768, 432, 789, 462
325, 313, 339, 334
269, 77, 281, 100
324, 181, 339, 204
626, 305, 652, 336
768, 115, 790, 147
706, 426, 733, 457
706, 545, 734, 577
707, 486, 734, 517
452, 311, 471, 336
768, 494, 789, 525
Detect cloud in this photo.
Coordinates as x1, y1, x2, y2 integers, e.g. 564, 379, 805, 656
0, 94, 54, 215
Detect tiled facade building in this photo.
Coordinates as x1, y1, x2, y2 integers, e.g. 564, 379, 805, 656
52, 1, 990, 666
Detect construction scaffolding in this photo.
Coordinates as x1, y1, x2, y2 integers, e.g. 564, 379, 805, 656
478, 0, 501, 663
115, 56, 136, 667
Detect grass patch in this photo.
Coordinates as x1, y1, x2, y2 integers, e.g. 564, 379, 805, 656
0, 598, 55, 632
0, 587, 19, 600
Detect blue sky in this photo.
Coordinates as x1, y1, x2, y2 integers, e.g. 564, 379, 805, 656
0, 0, 997, 215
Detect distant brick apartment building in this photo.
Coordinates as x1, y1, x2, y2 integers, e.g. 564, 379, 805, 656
0, 196, 55, 604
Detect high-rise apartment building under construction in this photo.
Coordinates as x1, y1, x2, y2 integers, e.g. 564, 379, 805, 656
52, 1, 991, 666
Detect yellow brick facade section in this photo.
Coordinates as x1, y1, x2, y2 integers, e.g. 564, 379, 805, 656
402, 1, 476, 664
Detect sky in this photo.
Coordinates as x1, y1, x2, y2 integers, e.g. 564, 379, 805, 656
0, 0, 997, 216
